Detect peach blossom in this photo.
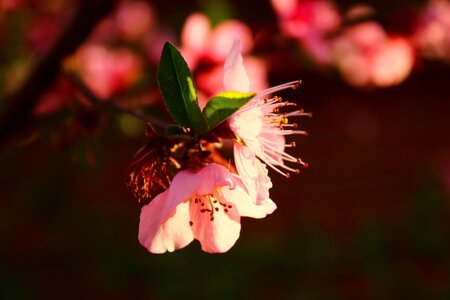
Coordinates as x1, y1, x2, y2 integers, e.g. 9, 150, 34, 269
271, 0, 341, 65
75, 44, 142, 99
115, 0, 154, 41
138, 164, 275, 253
223, 40, 308, 201
179, 13, 268, 106
331, 22, 415, 88
413, 0, 450, 61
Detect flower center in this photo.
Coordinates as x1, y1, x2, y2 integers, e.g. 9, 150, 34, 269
232, 80, 311, 178
189, 191, 233, 225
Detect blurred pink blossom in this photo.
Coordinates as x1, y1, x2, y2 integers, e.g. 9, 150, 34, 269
271, 0, 341, 65
180, 12, 253, 68
413, 0, 450, 62
73, 44, 142, 99
331, 22, 415, 88
115, 0, 154, 41
138, 164, 275, 253
180, 12, 268, 107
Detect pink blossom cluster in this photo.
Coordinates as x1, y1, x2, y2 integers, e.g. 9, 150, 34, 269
271, 0, 450, 88
137, 40, 309, 253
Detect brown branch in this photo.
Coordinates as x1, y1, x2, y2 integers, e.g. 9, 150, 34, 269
0, 0, 118, 150
66, 72, 169, 129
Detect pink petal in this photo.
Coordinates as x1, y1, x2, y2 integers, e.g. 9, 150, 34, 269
234, 144, 274, 205
259, 132, 286, 165
189, 192, 241, 253
228, 104, 264, 141
222, 38, 250, 92
139, 195, 194, 253
138, 164, 235, 253
222, 179, 276, 219
208, 20, 253, 62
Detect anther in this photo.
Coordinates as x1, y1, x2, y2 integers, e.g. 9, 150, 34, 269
297, 158, 309, 168
292, 80, 302, 89
224, 208, 229, 213
295, 169, 300, 174
189, 221, 193, 226
210, 217, 214, 221
215, 207, 219, 212
291, 142, 296, 147
285, 173, 291, 179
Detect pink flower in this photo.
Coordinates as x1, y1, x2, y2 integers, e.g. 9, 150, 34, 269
223, 40, 309, 203
115, 0, 154, 41
179, 12, 267, 108
271, 0, 341, 65
331, 22, 415, 88
180, 12, 253, 68
138, 164, 276, 253
74, 44, 142, 99
413, 0, 450, 62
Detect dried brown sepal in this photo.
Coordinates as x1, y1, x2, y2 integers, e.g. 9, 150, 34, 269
126, 136, 218, 203
126, 137, 179, 203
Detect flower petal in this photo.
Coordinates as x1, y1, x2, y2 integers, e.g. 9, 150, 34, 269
234, 144, 273, 205
259, 132, 286, 165
222, 38, 250, 92
189, 192, 241, 253
138, 191, 194, 253
229, 104, 263, 140
222, 179, 276, 219
138, 164, 235, 253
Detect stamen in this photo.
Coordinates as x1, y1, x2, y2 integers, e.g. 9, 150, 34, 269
292, 80, 302, 89
280, 123, 298, 129
230, 79, 309, 179
284, 102, 297, 107
297, 158, 309, 168
255, 80, 301, 98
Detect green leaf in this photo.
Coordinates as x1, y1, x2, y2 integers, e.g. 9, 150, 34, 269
164, 124, 186, 136
157, 42, 207, 134
203, 91, 255, 130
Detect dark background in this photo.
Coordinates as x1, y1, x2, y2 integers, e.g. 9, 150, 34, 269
1, 0, 450, 299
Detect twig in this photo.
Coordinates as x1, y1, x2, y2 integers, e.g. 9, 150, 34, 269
66, 72, 168, 128
0, 0, 117, 150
